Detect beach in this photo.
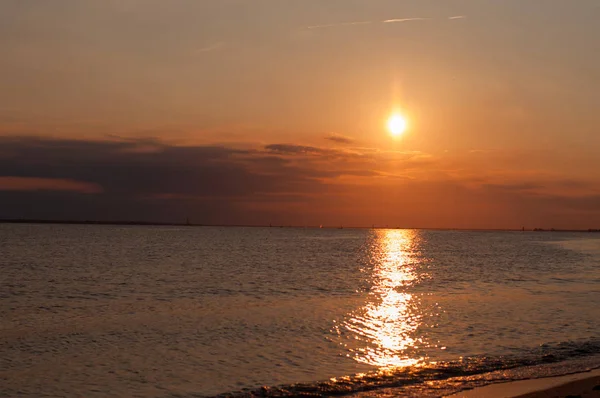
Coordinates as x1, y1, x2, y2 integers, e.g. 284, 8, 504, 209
450, 369, 600, 398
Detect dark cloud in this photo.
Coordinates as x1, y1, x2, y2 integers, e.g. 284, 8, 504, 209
264, 143, 364, 159
324, 133, 354, 145
0, 137, 332, 198
264, 144, 334, 156
0, 176, 102, 193
1, 136, 599, 228
0, 190, 250, 225
0, 137, 374, 223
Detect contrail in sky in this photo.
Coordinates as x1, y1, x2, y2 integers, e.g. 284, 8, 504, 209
307, 16, 465, 30
383, 17, 429, 23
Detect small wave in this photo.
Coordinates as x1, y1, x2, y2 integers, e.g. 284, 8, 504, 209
214, 339, 600, 397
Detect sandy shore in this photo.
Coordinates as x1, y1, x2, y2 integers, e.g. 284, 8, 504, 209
516, 376, 600, 397
449, 369, 600, 397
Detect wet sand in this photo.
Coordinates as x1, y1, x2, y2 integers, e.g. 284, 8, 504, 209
449, 369, 600, 397
516, 376, 600, 398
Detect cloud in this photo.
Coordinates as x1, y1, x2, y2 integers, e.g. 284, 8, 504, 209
0, 176, 103, 194
0, 137, 372, 200
265, 143, 326, 155
264, 143, 360, 158
325, 133, 354, 145
0, 137, 280, 198
0, 137, 394, 224
306, 16, 463, 30
1, 136, 599, 228
0, 137, 333, 223
383, 18, 429, 23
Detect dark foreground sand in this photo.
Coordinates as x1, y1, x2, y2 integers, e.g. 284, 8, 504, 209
449, 369, 600, 397
516, 376, 600, 398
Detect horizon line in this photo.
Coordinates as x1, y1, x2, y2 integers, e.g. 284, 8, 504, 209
1, 219, 598, 233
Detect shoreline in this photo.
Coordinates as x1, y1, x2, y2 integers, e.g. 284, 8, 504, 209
449, 368, 600, 398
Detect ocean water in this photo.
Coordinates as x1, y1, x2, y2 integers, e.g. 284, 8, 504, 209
1, 225, 599, 397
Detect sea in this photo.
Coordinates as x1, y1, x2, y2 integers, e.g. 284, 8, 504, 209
1, 224, 599, 397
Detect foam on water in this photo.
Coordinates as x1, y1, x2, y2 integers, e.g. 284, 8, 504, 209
219, 342, 600, 397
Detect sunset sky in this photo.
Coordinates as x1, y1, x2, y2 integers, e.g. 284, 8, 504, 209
1, 0, 599, 229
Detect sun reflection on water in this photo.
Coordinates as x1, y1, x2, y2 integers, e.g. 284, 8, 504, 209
340, 229, 427, 369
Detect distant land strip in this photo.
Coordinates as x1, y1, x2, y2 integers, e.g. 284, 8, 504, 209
0, 219, 599, 232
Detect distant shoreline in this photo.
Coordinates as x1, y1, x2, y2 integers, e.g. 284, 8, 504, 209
0, 219, 599, 232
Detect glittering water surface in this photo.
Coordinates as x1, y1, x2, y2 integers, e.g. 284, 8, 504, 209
1, 225, 599, 397
339, 230, 426, 368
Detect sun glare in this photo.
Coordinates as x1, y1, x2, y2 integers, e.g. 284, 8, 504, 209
387, 114, 407, 137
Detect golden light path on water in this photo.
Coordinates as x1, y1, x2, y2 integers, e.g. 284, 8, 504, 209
341, 229, 427, 369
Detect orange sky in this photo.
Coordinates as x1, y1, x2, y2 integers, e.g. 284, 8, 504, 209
1, 1, 599, 228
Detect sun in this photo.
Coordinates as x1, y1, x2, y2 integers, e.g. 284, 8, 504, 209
387, 114, 408, 137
